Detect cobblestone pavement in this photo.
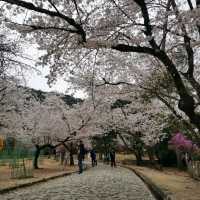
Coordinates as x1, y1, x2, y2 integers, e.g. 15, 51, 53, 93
0, 164, 155, 200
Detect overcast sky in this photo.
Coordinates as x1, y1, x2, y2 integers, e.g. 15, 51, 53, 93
0, 4, 85, 98
22, 45, 86, 98
25, 65, 86, 98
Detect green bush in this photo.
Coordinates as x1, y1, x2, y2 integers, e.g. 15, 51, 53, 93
192, 152, 200, 161
155, 134, 177, 167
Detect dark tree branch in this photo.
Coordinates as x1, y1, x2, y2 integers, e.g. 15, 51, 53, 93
160, 0, 171, 50
118, 133, 133, 152
1, 0, 86, 41
91, 50, 98, 110
112, 44, 157, 55
0, 86, 7, 93
61, 142, 70, 152
134, 0, 159, 49
187, 0, 194, 9
47, 0, 60, 13
139, 83, 179, 101
170, 0, 200, 100
28, 25, 77, 33
96, 78, 133, 87
197, 0, 200, 7
157, 94, 199, 140
157, 95, 181, 119
110, 0, 135, 23
9, 21, 78, 33
71, 0, 82, 24
112, 40, 200, 131
181, 72, 200, 100
77, 116, 91, 131
0, 86, 7, 102
171, 0, 194, 77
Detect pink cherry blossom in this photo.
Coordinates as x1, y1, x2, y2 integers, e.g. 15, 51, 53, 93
169, 132, 198, 152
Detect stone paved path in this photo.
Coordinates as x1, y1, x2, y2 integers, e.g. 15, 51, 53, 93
0, 164, 155, 200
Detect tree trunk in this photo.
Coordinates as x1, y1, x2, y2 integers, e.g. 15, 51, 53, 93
69, 142, 75, 166
154, 150, 161, 164
60, 151, 65, 165
33, 145, 40, 169
99, 153, 103, 160
176, 149, 184, 169
156, 51, 200, 132
147, 147, 155, 165
135, 150, 143, 166
33, 144, 54, 169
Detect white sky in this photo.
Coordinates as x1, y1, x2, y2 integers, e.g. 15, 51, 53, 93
21, 45, 86, 98
25, 65, 86, 98
0, 3, 86, 98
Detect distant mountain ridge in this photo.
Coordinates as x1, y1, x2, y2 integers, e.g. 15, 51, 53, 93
18, 85, 83, 106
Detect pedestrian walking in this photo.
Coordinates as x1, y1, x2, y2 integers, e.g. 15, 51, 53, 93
110, 149, 116, 167
78, 140, 85, 174
90, 149, 97, 167
63, 151, 70, 170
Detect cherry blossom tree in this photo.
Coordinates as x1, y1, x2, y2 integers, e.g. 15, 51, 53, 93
111, 98, 168, 164
1, 1, 200, 167
72, 82, 170, 164
138, 67, 200, 141
169, 132, 198, 168
0, 82, 25, 139
0, 84, 83, 168
0, 33, 21, 105
20, 91, 85, 168
1, 0, 199, 134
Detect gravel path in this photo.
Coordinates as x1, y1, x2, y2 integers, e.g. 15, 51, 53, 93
0, 164, 155, 200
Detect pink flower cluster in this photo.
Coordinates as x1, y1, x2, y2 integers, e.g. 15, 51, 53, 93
169, 132, 198, 152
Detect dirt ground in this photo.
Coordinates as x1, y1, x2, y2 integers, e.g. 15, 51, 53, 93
117, 154, 200, 200
0, 158, 77, 190
127, 165, 200, 200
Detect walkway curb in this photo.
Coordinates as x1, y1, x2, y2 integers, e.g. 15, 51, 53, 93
0, 163, 91, 195
0, 170, 77, 194
120, 165, 173, 200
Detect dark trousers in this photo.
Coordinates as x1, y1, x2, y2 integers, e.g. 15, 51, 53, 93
91, 158, 97, 167
78, 159, 83, 173
111, 159, 116, 167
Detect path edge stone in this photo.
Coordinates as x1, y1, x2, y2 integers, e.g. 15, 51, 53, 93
120, 165, 173, 200
0, 164, 90, 195
0, 170, 77, 194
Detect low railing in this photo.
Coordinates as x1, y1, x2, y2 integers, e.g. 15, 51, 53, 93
9, 158, 33, 179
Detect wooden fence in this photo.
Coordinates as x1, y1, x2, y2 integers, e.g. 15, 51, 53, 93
10, 158, 33, 179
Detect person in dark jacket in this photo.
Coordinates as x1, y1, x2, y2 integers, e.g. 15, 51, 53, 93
78, 140, 85, 174
90, 149, 97, 167
110, 149, 116, 167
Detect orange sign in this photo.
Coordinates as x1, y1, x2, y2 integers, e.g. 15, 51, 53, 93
0, 137, 4, 151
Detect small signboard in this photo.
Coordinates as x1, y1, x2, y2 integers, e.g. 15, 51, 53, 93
0, 137, 4, 151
